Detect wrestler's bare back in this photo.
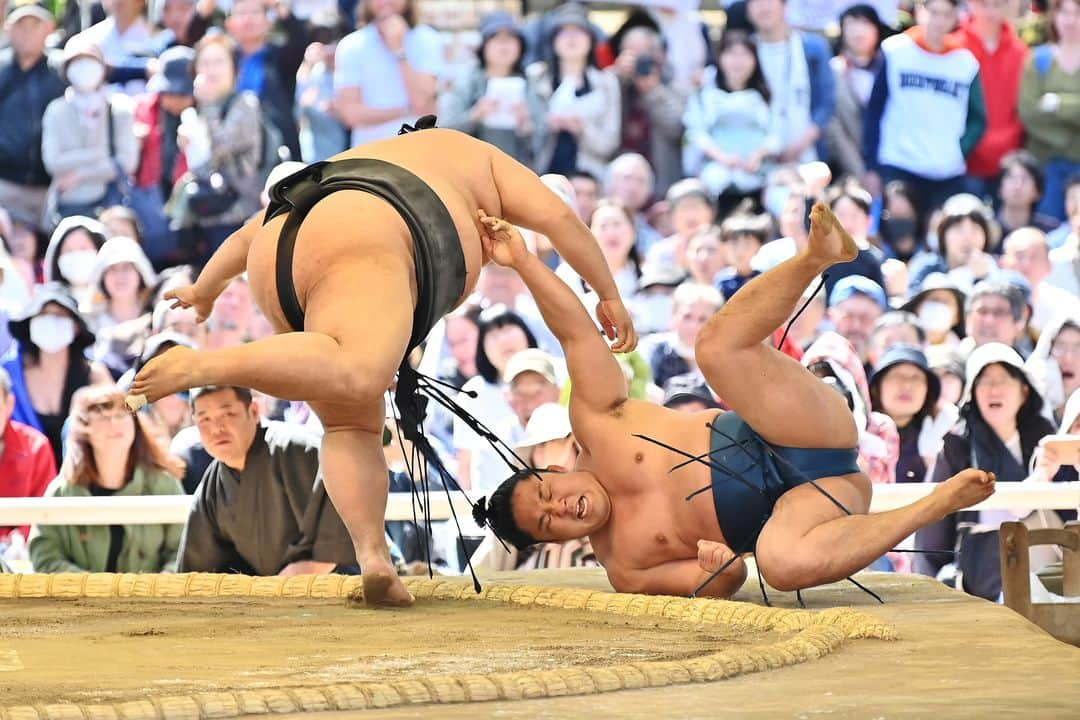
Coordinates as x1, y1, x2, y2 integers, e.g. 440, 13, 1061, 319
575, 400, 729, 577
245, 130, 504, 335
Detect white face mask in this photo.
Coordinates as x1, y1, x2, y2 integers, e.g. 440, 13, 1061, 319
29, 315, 76, 354
57, 250, 97, 285
66, 58, 106, 93
918, 300, 954, 332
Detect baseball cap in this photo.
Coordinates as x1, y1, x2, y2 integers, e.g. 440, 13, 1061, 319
5, 0, 52, 25
828, 275, 888, 311
662, 373, 719, 409
147, 45, 195, 97
639, 263, 687, 291
665, 178, 710, 208
516, 403, 572, 451
503, 348, 558, 386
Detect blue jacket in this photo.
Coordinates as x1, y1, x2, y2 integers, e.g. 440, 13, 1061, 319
801, 31, 838, 158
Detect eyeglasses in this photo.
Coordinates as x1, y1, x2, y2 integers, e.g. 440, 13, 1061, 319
86, 409, 132, 424
971, 306, 1014, 320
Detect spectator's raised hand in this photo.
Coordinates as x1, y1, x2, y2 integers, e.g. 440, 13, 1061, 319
378, 13, 409, 53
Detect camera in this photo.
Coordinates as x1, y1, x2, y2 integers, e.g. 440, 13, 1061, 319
634, 56, 656, 77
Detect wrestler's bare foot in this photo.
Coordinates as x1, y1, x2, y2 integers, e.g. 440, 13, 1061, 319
931, 468, 996, 518
127, 345, 198, 406
806, 202, 859, 268
357, 557, 414, 608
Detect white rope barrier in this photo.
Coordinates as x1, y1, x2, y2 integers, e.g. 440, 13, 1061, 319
0, 483, 1077, 526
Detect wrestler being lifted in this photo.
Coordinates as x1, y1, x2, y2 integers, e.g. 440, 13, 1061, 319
127, 125, 637, 607
474, 203, 996, 599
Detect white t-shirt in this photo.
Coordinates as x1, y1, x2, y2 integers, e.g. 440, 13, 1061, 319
333, 23, 443, 146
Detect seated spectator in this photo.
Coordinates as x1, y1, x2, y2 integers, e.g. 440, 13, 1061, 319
916, 343, 1057, 600
0, 366, 56, 545
863, 0, 985, 212
824, 182, 887, 297
41, 216, 107, 311
878, 180, 926, 262
2, 283, 109, 464
869, 344, 953, 484
557, 199, 641, 302
631, 264, 687, 336
661, 372, 720, 413
224, 0, 306, 160
827, 4, 892, 182
568, 170, 600, 224
28, 383, 184, 573
454, 306, 538, 491
715, 211, 769, 300
0, 0, 66, 223
901, 272, 967, 346
910, 194, 1001, 292
827, 275, 888, 368
439, 10, 544, 168
178, 385, 393, 575
868, 311, 927, 370
1017, 0, 1080, 222
803, 331, 900, 485
90, 236, 156, 332
603, 153, 663, 256
642, 282, 723, 389
644, 178, 715, 272
528, 2, 620, 180
333, 0, 437, 149
41, 38, 138, 222
609, 25, 685, 196
684, 225, 726, 286
1001, 227, 1080, 333
172, 34, 265, 264
964, 280, 1029, 355
682, 29, 777, 219
74, 0, 157, 95
131, 45, 194, 267
1026, 315, 1080, 425
996, 151, 1062, 236
746, 0, 835, 164
1047, 176, 1080, 296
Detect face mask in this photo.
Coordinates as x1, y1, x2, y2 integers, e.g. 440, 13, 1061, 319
635, 295, 674, 334
29, 315, 76, 354
57, 250, 97, 285
763, 185, 791, 221
66, 58, 106, 93
918, 300, 954, 332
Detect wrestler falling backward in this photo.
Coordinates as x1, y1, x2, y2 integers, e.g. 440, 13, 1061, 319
128, 118, 994, 607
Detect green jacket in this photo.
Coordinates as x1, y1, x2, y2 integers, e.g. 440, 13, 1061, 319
29, 466, 185, 574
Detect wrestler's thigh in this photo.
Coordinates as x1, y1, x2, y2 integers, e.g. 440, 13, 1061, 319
753, 474, 871, 566
309, 397, 385, 435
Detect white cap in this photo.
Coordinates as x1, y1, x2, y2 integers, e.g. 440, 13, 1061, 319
516, 403, 572, 450
962, 342, 1030, 404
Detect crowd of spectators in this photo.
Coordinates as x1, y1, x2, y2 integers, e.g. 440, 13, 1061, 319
1, 0, 1079, 602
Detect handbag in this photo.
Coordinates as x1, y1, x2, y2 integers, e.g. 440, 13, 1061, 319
183, 170, 239, 217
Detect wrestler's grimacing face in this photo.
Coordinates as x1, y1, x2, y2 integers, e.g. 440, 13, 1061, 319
511, 472, 610, 542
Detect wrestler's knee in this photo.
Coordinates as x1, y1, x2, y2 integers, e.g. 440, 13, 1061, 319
758, 556, 818, 593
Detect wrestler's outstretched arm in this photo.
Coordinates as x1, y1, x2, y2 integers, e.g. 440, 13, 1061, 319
165, 210, 264, 321
478, 212, 627, 415
487, 149, 637, 352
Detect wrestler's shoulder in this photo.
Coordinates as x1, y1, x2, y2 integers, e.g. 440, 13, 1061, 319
335, 128, 489, 160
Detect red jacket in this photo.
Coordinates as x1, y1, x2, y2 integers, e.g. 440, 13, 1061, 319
133, 93, 189, 190
0, 419, 56, 542
956, 18, 1028, 179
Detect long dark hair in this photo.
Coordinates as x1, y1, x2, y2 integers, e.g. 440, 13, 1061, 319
963, 363, 1047, 435
474, 306, 538, 384
715, 30, 770, 104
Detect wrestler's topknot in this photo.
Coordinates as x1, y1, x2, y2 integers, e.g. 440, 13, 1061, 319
476, 468, 539, 551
